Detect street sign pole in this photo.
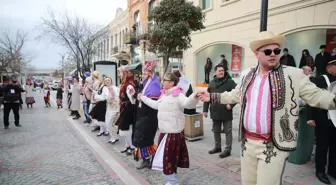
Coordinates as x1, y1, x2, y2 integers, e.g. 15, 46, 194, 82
260, 0, 269, 32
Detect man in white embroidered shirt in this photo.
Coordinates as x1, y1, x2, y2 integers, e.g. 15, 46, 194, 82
197, 31, 336, 185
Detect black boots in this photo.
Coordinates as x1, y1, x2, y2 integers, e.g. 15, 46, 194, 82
208, 147, 222, 154
136, 159, 151, 169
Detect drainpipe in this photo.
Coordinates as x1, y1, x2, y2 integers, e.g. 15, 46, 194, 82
260, 0, 268, 31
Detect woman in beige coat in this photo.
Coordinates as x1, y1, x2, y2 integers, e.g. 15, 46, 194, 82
70, 76, 81, 119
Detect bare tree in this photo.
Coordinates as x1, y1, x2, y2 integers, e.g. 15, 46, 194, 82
37, 9, 103, 78
0, 30, 27, 75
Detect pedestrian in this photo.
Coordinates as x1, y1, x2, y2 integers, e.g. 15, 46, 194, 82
279, 48, 296, 67
204, 57, 213, 84
116, 70, 137, 156
139, 72, 199, 185
219, 54, 228, 69
16, 81, 23, 109
65, 79, 72, 112
1, 78, 25, 129
56, 81, 63, 109
70, 76, 81, 120
203, 64, 237, 158
299, 49, 315, 70
25, 78, 35, 108
315, 45, 331, 76
133, 61, 161, 169
197, 31, 336, 185
306, 55, 336, 184
43, 85, 51, 107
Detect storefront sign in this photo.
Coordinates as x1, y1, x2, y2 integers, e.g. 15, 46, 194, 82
326, 29, 336, 53
231, 45, 242, 72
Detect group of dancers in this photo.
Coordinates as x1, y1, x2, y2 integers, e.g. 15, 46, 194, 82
85, 61, 198, 185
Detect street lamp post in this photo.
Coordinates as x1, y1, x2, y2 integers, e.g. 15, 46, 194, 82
260, 0, 269, 32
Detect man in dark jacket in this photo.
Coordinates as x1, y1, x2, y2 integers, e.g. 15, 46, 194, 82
220, 54, 228, 70
1, 78, 25, 129
203, 64, 236, 158
315, 45, 331, 76
280, 48, 296, 67
306, 56, 336, 184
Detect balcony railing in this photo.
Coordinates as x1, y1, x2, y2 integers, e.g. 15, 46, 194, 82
136, 22, 155, 39
123, 31, 137, 44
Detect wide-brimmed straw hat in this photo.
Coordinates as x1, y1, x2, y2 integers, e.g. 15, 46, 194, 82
250, 31, 285, 52
92, 71, 100, 78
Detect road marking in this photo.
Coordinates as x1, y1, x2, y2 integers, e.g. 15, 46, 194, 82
50, 96, 141, 185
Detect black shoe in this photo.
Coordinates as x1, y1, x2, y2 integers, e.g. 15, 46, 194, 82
121, 147, 130, 153
83, 120, 89, 123
126, 148, 134, 156
103, 132, 109, 136
316, 172, 331, 184
107, 139, 119, 144
221, 130, 225, 133
15, 124, 22, 127
219, 150, 231, 158
327, 172, 336, 180
136, 159, 150, 170
208, 147, 222, 154
73, 117, 80, 120
96, 132, 104, 137
4, 126, 9, 129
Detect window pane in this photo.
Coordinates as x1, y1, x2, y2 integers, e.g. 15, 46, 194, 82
202, 0, 210, 9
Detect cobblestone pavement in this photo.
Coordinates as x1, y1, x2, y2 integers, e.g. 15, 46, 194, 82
0, 92, 121, 185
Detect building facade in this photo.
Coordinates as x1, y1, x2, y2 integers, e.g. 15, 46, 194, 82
95, 8, 129, 63
184, 0, 336, 86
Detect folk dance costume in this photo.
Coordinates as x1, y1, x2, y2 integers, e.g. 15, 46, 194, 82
90, 83, 109, 136
105, 84, 120, 144
56, 87, 63, 108
206, 31, 336, 185
133, 62, 161, 169
141, 87, 199, 185
116, 70, 137, 156
90, 71, 102, 130
25, 78, 35, 108
43, 87, 51, 107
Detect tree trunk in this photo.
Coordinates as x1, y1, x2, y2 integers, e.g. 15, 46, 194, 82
163, 54, 170, 74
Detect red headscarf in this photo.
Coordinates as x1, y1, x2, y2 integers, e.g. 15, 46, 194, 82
119, 70, 136, 101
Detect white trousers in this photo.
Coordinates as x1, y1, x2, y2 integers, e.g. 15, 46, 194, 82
98, 121, 107, 134
119, 129, 134, 149
241, 138, 289, 185
105, 109, 119, 141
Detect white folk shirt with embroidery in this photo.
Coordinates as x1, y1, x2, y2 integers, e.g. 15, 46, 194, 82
243, 74, 272, 135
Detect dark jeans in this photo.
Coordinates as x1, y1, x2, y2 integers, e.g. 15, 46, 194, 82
213, 120, 232, 151
83, 100, 91, 122
3, 103, 20, 126
204, 70, 210, 84
315, 120, 336, 175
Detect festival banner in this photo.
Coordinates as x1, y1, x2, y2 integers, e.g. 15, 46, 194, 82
231, 45, 242, 72
326, 29, 336, 53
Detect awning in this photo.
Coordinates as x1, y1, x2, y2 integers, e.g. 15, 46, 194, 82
123, 62, 142, 73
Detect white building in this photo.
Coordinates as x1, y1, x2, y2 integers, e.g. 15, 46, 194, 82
183, 0, 336, 86
95, 8, 129, 63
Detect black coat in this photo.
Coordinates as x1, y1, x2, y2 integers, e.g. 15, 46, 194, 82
133, 99, 158, 148
203, 74, 236, 121
280, 54, 296, 67
306, 73, 336, 126
1, 84, 25, 103
315, 52, 331, 75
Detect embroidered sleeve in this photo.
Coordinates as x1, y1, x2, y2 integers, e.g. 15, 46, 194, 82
210, 93, 221, 104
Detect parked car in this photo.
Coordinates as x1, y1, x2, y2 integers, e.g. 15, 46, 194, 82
51, 80, 59, 90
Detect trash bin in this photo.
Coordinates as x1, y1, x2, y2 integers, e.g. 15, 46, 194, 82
288, 106, 315, 165
184, 113, 204, 141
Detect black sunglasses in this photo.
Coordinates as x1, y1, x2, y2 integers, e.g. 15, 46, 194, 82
259, 48, 281, 56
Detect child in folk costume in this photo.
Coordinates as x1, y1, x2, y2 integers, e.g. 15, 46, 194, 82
116, 70, 137, 156
138, 73, 199, 185
56, 81, 63, 109
43, 86, 51, 107
25, 78, 35, 108
133, 61, 161, 169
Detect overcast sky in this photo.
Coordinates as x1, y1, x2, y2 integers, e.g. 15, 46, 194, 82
0, 0, 127, 69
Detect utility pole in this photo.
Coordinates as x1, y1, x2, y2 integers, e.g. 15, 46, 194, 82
58, 53, 66, 88
260, 0, 269, 32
